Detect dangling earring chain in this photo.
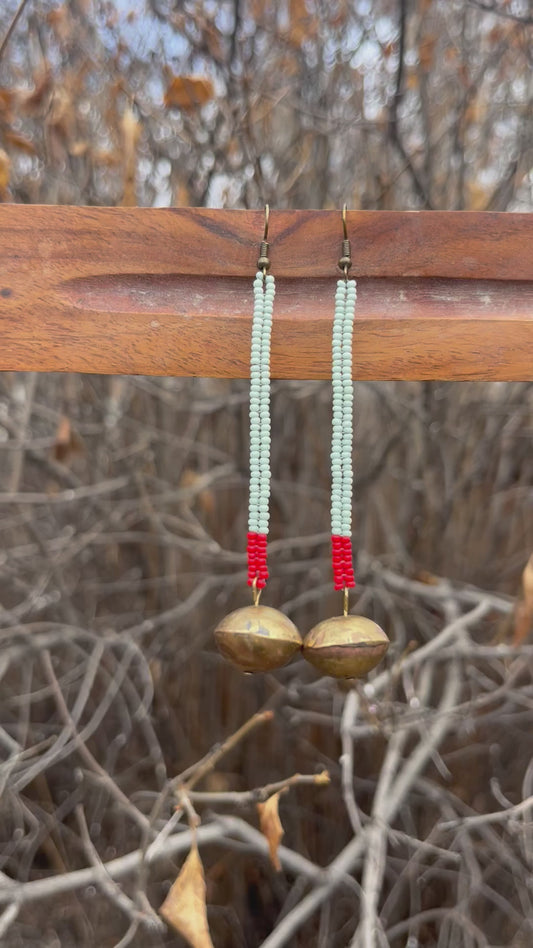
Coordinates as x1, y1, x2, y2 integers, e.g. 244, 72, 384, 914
331, 247, 356, 596
247, 210, 274, 592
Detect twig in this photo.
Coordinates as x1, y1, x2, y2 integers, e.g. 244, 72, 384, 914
175, 786, 201, 827
0, 476, 129, 504
14, 646, 143, 809
340, 689, 363, 833
0, 902, 20, 940
181, 709, 274, 792
0, 824, 226, 907
362, 556, 513, 615
369, 599, 492, 696
261, 659, 464, 948
439, 794, 533, 831
75, 804, 163, 933
112, 919, 140, 948
352, 721, 411, 948
387, 0, 432, 206
0, 816, 330, 908
468, 0, 533, 25
187, 770, 330, 807
0, 0, 31, 63
386, 827, 461, 864
136, 709, 276, 912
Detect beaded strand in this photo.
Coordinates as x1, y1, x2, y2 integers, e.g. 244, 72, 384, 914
247, 271, 275, 589
331, 277, 357, 591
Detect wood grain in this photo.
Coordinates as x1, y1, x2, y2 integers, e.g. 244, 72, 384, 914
0, 206, 531, 380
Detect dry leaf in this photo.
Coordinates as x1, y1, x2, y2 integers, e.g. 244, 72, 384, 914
92, 148, 121, 167
3, 130, 37, 155
164, 75, 214, 111
120, 106, 141, 207
522, 554, 533, 608
47, 4, 72, 42
160, 842, 214, 948
68, 140, 89, 157
466, 182, 488, 211
18, 69, 52, 114
257, 792, 284, 871
53, 415, 84, 464
48, 87, 75, 141
286, 0, 318, 47
513, 554, 533, 646
0, 149, 11, 201
180, 468, 215, 517
0, 88, 15, 119
414, 569, 440, 586
174, 177, 190, 207
121, 106, 141, 151
418, 34, 437, 71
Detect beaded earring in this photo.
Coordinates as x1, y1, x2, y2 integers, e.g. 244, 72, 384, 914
215, 207, 302, 672
303, 207, 389, 678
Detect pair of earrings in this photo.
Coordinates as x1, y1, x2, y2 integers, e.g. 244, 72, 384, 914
215, 208, 389, 679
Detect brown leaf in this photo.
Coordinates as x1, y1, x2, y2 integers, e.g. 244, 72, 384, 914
466, 182, 489, 211
418, 34, 437, 72
92, 149, 121, 167
180, 468, 215, 517
513, 554, 533, 646
160, 842, 214, 948
164, 75, 214, 112
120, 107, 141, 207
0, 88, 15, 119
174, 177, 190, 207
48, 87, 75, 141
53, 415, 84, 464
0, 149, 11, 201
522, 554, 533, 609
47, 4, 72, 42
18, 69, 52, 114
286, 0, 318, 47
413, 569, 440, 586
3, 130, 37, 155
68, 141, 89, 157
257, 792, 284, 871
121, 106, 141, 151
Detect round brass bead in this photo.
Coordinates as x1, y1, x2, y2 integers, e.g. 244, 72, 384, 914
303, 615, 389, 679
215, 605, 302, 673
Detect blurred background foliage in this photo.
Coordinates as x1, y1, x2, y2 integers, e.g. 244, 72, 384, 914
0, 1, 532, 947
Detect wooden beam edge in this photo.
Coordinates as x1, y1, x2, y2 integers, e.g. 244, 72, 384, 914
0, 207, 531, 379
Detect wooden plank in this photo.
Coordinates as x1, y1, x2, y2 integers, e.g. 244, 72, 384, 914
0, 206, 531, 380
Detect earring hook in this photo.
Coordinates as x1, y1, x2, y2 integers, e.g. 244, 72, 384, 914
257, 204, 271, 274
339, 204, 352, 277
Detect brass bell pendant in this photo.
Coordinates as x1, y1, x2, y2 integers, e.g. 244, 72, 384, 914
303, 611, 389, 679
215, 602, 302, 673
